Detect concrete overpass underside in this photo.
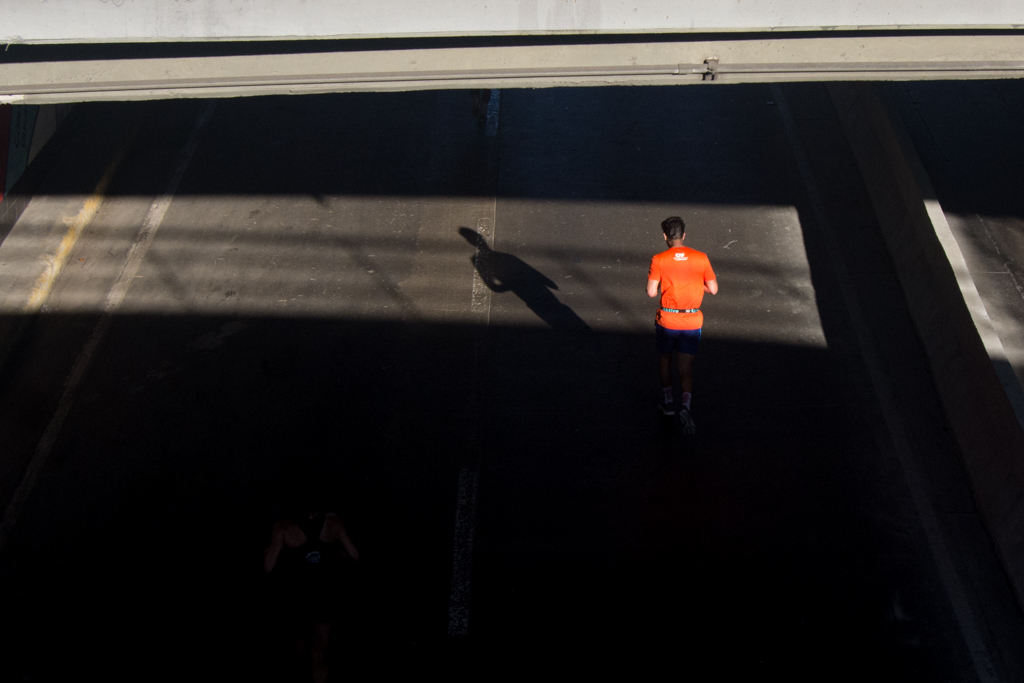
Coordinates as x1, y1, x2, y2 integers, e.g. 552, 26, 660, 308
3, 33, 1024, 104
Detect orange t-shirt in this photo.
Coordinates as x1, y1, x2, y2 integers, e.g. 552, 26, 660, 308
648, 246, 716, 330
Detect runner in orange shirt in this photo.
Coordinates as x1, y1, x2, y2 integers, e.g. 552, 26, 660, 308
646, 216, 718, 434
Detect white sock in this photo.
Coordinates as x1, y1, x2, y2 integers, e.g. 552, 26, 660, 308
682, 392, 692, 410
662, 387, 673, 404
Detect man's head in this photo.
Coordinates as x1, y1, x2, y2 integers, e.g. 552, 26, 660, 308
661, 216, 686, 243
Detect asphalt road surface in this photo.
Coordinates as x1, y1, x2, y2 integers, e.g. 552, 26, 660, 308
0, 83, 1021, 680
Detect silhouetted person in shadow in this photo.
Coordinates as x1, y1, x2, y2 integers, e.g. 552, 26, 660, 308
459, 227, 590, 332
264, 502, 360, 683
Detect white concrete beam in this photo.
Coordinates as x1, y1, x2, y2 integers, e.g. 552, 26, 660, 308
3, 35, 1024, 104
2, 0, 1023, 44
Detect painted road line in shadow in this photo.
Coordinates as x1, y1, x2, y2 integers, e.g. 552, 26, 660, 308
485, 89, 501, 138
448, 466, 479, 635
448, 207, 497, 636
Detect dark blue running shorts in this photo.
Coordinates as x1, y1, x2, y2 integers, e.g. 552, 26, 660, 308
655, 324, 701, 355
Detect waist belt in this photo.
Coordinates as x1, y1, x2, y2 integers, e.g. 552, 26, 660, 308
661, 307, 699, 314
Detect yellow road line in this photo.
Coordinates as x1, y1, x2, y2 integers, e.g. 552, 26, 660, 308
0, 106, 211, 554
23, 127, 138, 313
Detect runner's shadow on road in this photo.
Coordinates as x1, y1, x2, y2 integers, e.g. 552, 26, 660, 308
458, 227, 590, 332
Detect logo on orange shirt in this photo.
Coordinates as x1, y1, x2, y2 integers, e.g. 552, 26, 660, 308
673, 253, 688, 260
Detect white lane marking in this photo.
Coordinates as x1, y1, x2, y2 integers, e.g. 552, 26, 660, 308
772, 84, 999, 683
484, 89, 501, 137
0, 103, 215, 554
448, 200, 498, 636
924, 201, 1024, 429
447, 466, 479, 636
723, 239, 738, 249
469, 216, 494, 317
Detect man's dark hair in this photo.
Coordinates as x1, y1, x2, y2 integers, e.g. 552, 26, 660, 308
661, 216, 686, 241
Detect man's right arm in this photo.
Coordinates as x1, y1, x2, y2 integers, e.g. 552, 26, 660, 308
324, 513, 360, 561
264, 525, 286, 573
647, 256, 660, 298
263, 520, 305, 573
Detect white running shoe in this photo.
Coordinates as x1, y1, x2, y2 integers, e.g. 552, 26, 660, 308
658, 397, 676, 416
678, 408, 696, 435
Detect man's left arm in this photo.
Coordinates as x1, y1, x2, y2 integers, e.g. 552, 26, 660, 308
703, 257, 718, 295
325, 513, 360, 561
646, 279, 660, 298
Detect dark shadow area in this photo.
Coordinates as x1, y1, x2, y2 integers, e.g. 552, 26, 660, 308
892, 80, 1024, 221
10, 85, 799, 204
7, 79, 1024, 212
459, 226, 590, 331
0, 314, 946, 679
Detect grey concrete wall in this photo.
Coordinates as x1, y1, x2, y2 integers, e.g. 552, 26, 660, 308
3, 0, 1023, 43
827, 82, 1024, 610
